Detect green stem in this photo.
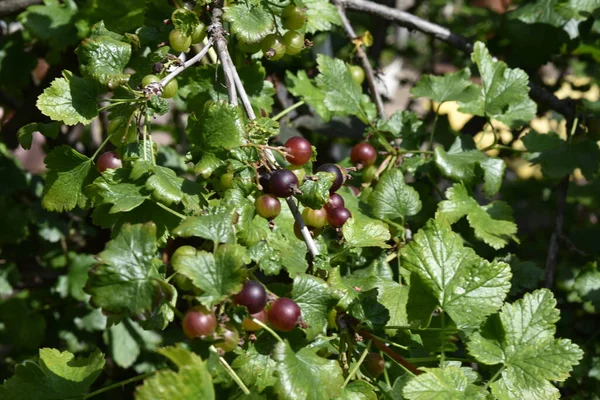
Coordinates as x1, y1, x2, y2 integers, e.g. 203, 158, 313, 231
167, 302, 184, 320
426, 103, 440, 153
156, 202, 186, 219
273, 100, 305, 121
251, 317, 283, 343
426, 173, 444, 199
142, 122, 148, 162
398, 149, 433, 155
209, 346, 250, 395
382, 351, 391, 387
147, 119, 156, 166
384, 325, 457, 332
82, 371, 155, 399
483, 367, 505, 392
92, 135, 112, 160
406, 357, 470, 363
567, 115, 579, 143
368, 333, 408, 350
343, 340, 372, 388
439, 310, 446, 368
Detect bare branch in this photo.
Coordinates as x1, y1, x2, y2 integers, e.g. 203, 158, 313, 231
160, 39, 214, 87
0, 0, 41, 16
333, 1, 385, 119
210, 0, 237, 105
337, 0, 575, 119
209, 0, 320, 259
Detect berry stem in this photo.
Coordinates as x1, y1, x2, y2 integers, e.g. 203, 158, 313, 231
79, 371, 156, 399
156, 202, 186, 220
91, 135, 112, 161
251, 317, 284, 343
209, 345, 251, 395
273, 100, 305, 121
358, 329, 421, 376
342, 340, 372, 388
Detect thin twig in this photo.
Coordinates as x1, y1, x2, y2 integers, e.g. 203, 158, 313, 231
160, 39, 214, 87
210, 0, 237, 105
358, 329, 421, 376
333, 1, 385, 119
337, 0, 575, 119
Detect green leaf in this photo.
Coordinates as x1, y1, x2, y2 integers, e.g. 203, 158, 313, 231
403, 366, 488, 400
434, 136, 505, 197
299, 0, 341, 33
573, 263, 600, 309
76, 21, 132, 89
315, 54, 376, 124
87, 169, 149, 213
42, 145, 98, 212
400, 219, 512, 330
411, 68, 479, 104
187, 101, 244, 152
247, 117, 280, 145
285, 70, 331, 121
369, 169, 422, 220
292, 274, 335, 340
335, 381, 377, 400
436, 183, 518, 249
459, 42, 537, 128
174, 211, 237, 244
18, 0, 78, 51
0, 348, 104, 400
296, 172, 335, 209
36, 71, 99, 126
0, 298, 46, 351
78, 0, 146, 34
146, 165, 184, 206
85, 223, 175, 323
55, 253, 96, 301
135, 362, 214, 400
273, 341, 344, 400
232, 343, 278, 393
171, 8, 200, 37
157, 344, 204, 368
171, 244, 248, 308
522, 131, 600, 179
467, 289, 584, 399
225, 2, 274, 43
106, 319, 161, 369
17, 122, 60, 150
348, 288, 390, 329
342, 217, 391, 249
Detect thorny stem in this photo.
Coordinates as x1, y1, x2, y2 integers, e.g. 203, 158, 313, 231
210, 0, 237, 105
333, 0, 385, 119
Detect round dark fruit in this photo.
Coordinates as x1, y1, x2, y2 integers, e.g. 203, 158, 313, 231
241, 309, 267, 332
255, 194, 281, 219
258, 168, 272, 193
261, 34, 286, 61
325, 193, 345, 211
316, 163, 344, 193
349, 65, 365, 85
268, 297, 302, 332
215, 325, 240, 352
234, 280, 268, 314
183, 306, 217, 339
327, 207, 351, 228
152, 62, 163, 74
285, 136, 312, 166
191, 22, 207, 44
97, 151, 122, 173
283, 31, 304, 55
169, 29, 191, 53
363, 352, 385, 377
281, 5, 306, 30
302, 207, 328, 228
269, 169, 299, 198
350, 142, 377, 166
347, 185, 360, 196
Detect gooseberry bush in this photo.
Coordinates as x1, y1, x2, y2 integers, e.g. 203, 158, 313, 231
1, 0, 599, 399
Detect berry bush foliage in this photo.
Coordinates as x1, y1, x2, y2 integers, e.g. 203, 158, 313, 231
1, 0, 600, 399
